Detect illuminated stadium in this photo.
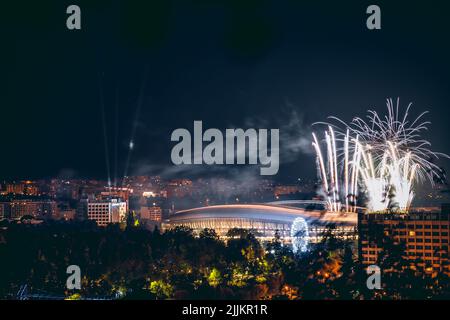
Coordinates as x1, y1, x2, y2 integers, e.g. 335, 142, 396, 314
162, 202, 357, 247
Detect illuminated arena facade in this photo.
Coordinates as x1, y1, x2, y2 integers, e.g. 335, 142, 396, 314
162, 202, 358, 244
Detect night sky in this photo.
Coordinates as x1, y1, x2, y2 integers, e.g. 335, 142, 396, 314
2, 0, 450, 184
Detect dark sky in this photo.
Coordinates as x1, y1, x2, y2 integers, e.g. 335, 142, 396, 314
2, 0, 450, 183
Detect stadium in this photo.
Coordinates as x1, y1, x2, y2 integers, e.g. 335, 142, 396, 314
162, 201, 358, 246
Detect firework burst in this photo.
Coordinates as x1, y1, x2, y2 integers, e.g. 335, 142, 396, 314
312, 98, 448, 213
329, 98, 447, 184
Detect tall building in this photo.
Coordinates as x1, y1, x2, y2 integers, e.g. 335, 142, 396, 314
87, 198, 127, 226
6, 183, 25, 194
359, 207, 450, 276
5, 181, 39, 196
0, 200, 57, 220
140, 206, 162, 222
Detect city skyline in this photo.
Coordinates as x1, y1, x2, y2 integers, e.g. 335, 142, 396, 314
2, 2, 450, 184
3, 0, 450, 304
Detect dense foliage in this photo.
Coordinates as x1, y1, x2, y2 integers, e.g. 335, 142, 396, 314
1, 220, 450, 299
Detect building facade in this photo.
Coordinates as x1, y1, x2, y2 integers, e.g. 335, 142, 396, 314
87, 199, 127, 227
164, 204, 357, 243
0, 200, 57, 220
140, 206, 162, 222
359, 208, 450, 276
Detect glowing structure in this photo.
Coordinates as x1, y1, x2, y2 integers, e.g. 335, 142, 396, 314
290, 217, 309, 253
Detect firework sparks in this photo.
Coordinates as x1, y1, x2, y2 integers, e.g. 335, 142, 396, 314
329, 98, 447, 184
386, 142, 417, 211
312, 127, 360, 212
356, 142, 389, 212
313, 98, 448, 213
